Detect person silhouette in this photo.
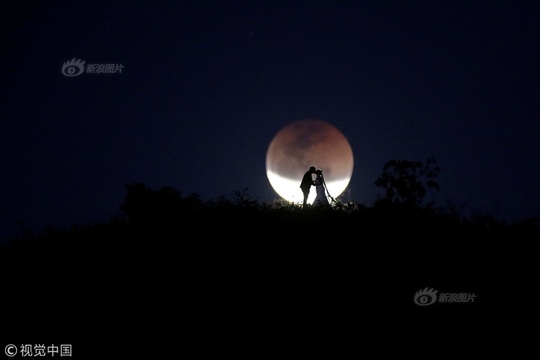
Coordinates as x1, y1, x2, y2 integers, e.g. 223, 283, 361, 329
313, 169, 330, 208
300, 166, 316, 208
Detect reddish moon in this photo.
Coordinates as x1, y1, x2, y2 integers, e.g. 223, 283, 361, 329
266, 119, 354, 204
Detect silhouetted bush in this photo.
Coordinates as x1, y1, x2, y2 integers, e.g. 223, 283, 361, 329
374, 157, 441, 207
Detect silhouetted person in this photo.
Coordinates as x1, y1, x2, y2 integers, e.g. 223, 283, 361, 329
313, 169, 330, 208
300, 166, 316, 208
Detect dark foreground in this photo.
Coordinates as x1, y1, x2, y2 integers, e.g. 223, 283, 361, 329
1, 195, 537, 356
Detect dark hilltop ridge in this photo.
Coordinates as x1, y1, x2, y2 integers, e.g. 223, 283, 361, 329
4, 181, 539, 249
5, 157, 539, 248
1, 159, 537, 353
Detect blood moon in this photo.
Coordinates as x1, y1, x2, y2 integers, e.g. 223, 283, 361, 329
266, 119, 354, 204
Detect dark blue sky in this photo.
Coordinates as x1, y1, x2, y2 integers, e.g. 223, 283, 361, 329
2, 0, 540, 240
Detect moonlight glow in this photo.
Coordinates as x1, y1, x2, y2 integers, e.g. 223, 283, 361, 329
265, 119, 354, 204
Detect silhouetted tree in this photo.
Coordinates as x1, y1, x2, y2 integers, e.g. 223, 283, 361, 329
374, 157, 441, 207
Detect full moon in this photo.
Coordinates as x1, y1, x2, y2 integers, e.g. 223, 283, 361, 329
266, 119, 354, 205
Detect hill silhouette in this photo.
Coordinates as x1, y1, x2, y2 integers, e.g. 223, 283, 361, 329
5, 156, 538, 250
1, 158, 537, 355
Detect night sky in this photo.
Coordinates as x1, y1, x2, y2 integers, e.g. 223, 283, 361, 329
2, 0, 540, 241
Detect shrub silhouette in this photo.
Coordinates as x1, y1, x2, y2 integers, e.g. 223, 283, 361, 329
374, 157, 441, 208
120, 182, 204, 226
